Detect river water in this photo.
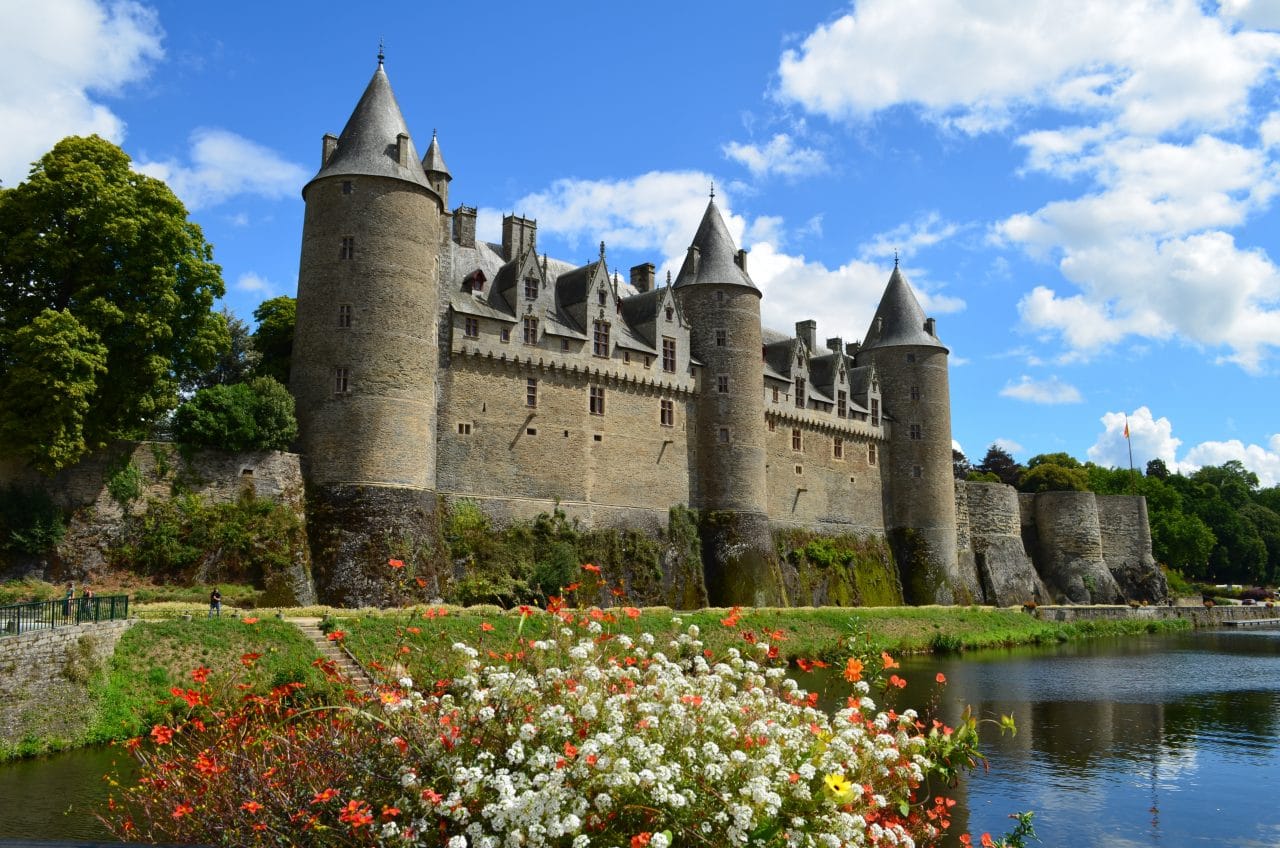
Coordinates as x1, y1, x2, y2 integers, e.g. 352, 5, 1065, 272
1, 629, 1277, 845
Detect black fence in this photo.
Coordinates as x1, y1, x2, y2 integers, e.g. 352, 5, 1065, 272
0, 594, 129, 636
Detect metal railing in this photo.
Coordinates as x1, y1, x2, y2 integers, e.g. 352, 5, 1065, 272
0, 594, 129, 636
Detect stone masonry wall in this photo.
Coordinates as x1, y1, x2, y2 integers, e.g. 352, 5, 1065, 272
765, 418, 884, 534
1032, 491, 1124, 604
1097, 494, 1168, 603
0, 620, 133, 745
962, 481, 1047, 606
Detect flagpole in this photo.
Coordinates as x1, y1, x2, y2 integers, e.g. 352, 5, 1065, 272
1125, 415, 1135, 494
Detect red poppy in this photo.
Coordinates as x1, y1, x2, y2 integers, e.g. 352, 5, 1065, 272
326, 631, 345, 642
241, 801, 263, 814
240, 652, 263, 666
191, 666, 211, 684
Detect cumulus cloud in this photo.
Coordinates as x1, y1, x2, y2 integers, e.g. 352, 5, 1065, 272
1087, 407, 1280, 486
0, 0, 163, 185
234, 271, 280, 298
993, 437, 1024, 457
999, 375, 1084, 404
135, 128, 308, 210
722, 133, 828, 179
860, 212, 962, 262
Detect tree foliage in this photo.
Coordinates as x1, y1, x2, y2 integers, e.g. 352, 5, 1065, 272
251, 296, 295, 386
976, 444, 1023, 486
952, 449, 973, 481
185, 309, 260, 393
0, 135, 227, 470
172, 376, 298, 452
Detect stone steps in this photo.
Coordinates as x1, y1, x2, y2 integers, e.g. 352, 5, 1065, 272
288, 617, 378, 693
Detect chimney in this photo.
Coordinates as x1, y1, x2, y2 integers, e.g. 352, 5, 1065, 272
501, 214, 537, 261
630, 263, 656, 293
845, 341, 861, 357
734, 248, 748, 273
396, 133, 411, 167
321, 133, 338, 166
453, 205, 477, 248
826, 336, 843, 353
924, 317, 937, 337
795, 320, 817, 352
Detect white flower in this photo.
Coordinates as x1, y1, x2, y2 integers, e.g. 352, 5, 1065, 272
448, 837, 468, 848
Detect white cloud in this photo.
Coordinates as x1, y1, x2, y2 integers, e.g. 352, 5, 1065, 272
722, 133, 828, 179
135, 128, 308, 210
993, 437, 1024, 457
1088, 406, 1280, 486
1261, 111, 1280, 148
999, 375, 1084, 404
0, 0, 163, 185
777, 0, 1280, 135
234, 271, 279, 298
860, 212, 961, 261
1219, 0, 1280, 30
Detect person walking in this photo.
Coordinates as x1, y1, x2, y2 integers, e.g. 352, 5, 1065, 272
208, 587, 222, 618
62, 583, 74, 621
81, 584, 95, 621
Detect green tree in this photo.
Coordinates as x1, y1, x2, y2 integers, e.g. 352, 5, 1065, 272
1018, 462, 1090, 493
252, 296, 295, 385
952, 448, 973, 480
173, 377, 298, 452
0, 309, 107, 472
186, 309, 261, 392
976, 444, 1023, 486
1146, 458, 1170, 480
1025, 451, 1082, 469
0, 135, 227, 470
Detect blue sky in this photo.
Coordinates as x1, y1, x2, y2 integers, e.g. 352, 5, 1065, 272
4, 0, 1280, 484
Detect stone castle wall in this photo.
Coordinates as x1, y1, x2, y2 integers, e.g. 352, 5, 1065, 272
764, 417, 884, 533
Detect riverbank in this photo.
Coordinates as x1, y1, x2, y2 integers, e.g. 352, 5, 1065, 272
4, 601, 1266, 762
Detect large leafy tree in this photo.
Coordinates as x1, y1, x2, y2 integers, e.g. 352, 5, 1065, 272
976, 444, 1023, 486
252, 296, 295, 386
173, 376, 298, 452
185, 308, 261, 393
0, 135, 228, 470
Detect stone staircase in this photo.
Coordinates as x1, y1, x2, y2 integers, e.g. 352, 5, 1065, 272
288, 617, 378, 693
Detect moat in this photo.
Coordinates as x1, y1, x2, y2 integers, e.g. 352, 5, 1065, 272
2, 628, 1278, 845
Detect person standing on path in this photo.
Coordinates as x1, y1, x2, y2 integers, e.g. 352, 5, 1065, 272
62, 583, 74, 620
208, 587, 222, 618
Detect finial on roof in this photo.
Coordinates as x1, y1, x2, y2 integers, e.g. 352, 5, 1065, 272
377, 39, 385, 66
599, 240, 606, 260
709, 180, 715, 200
432, 128, 437, 139
666, 269, 672, 287
893, 249, 899, 269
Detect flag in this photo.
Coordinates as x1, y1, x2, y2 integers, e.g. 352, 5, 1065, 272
1123, 418, 1130, 439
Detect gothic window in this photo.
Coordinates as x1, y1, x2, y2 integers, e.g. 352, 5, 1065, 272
593, 321, 610, 357
870, 398, 880, 426
523, 316, 538, 345
333, 367, 350, 394
868, 443, 877, 465
792, 428, 802, 452
525, 278, 538, 300
837, 390, 847, 418
909, 423, 922, 440
464, 317, 479, 339
795, 377, 806, 409
589, 386, 605, 416
337, 304, 352, 328
660, 399, 674, 427
910, 385, 921, 401
526, 378, 538, 408
662, 337, 676, 373
339, 236, 354, 260
834, 437, 844, 459
715, 329, 727, 347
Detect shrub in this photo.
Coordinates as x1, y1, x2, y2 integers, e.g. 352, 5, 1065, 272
0, 484, 66, 554
172, 376, 298, 452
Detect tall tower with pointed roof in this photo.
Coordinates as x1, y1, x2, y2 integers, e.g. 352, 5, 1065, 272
673, 200, 785, 606
854, 264, 978, 603
291, 57, 446, 605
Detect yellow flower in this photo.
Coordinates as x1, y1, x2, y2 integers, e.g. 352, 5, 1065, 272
823, 772, 856, 804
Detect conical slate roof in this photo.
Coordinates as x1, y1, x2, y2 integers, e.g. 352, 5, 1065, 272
310, 63, 430, 190
422, 132, 450, 178
672, 200, 758, 293
860, 266, 947, 351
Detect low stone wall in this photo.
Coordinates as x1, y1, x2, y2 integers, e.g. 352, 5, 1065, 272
1033, 603, 1278, 626
0, 619, 134, 744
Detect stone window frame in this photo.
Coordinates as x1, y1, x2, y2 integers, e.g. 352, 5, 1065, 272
870, 398, 880, 426
794, 377, 806, 409
716, 374, 729, 394
339, 236, 355, 260
912, 465, 923, 478
717, 427, 730, 444
560, 338, 571, 352
589, 385, 605, 416
715, 290, 725, 304
791, 428, 802, 452
598, 288, 607, 306
526, 377, 538, 409
464, 317, 480, 339
337, 303, 353, 328
523, 316, 538, 345
909, 423, 922, 440
524, 277, 539, 300
665, 306, 674, 321
715, 328, 727, 347
837, 390, 847, 418
662, 337, 676, 373
868, 443, 877, 465
660, 398, 674, 427
833, 436, 844, 460
772, 386, 779, 403
457, 422, 472, 435
333, 367, 350, 394
910, 385, 921, 401
500, 327, 511, 343
593, 321, 610, 357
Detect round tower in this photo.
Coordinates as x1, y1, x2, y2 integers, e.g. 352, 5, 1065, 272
673, 199, 784, 606
291, 56, 443, 605
854, 262, 979, 604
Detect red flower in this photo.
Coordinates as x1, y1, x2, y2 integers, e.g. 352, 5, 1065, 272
242, 617, 259, 624
415, 577, 427, 587
563, 741, 578, 758
406, 626, 421, 635
480, 622, 495, 632
240, 652, 263, 666
381, 805, 401, 819
881, 651, 900, 670
338, 799, 373, 828
171, 802, 193, 819
631, 833, 652, 848
241, 801, 264, 814
582, 563, 601, 574
150, 724, 174, 745
311, 788, 340, 805
388, 558, 405, 569
420, 788, 443, 804
623, 606, 641, 619
936, 672, 947, 685
981, 834, 996, 848
191, 666, 211, 684
889, 674, 907, 689
326, 631, 345, 642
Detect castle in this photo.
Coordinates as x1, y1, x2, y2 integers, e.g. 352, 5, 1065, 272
290, 59, 1168, 608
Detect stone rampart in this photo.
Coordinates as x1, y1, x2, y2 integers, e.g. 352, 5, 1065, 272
1097, 494, 1168, 602
1032, 491, 1124, 604
0, 619, 134, 744
962, 481, 1047, 606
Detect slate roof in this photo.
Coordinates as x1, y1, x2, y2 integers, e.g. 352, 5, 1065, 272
673, 200, 758, 292
422, 132, 450, 178
860, 266, 947, 352
310, 63, 431, 191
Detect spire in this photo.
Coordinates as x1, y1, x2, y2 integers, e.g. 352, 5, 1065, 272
672, 199, 758, 292
860, 265, 947, 352
422, 129, 451, 180
377, 38, 385, 66
309, 60, 430, 190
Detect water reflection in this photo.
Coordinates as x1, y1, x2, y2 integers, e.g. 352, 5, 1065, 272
0, 744, 131, 841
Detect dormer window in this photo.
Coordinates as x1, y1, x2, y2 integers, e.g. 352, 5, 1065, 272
525, 278, 538, 300
665, 306, 674, 321
795, 377, 806, 409
598, 289, 607, 306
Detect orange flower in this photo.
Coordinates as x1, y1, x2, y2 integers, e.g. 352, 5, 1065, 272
191, 666, 211, 684
843, 657, 864, 683
564, 741, 578, 758
338, 799, 373, 828
381, 805, 401, 819
981, 834, 995, 848
623, 606, 641, 619
240, 652, 262, 666
480, 622, 495, 632
631, 833, 652, 848
241, 801, 264, 814
936, 672, 947, 685
171, 802, 193, 819
582, 563, 601, 574
242, 616, 259, 624
881, 651, 900, 670
415, 577, 427, 587
889, 674, 907, 689
388, 558, 405, 569
326, 631, 345, 642
311, 788, 339, 804
150, 724, 174, 745
959, 836, 972, 847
